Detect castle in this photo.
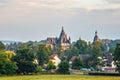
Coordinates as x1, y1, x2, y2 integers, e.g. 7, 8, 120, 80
46, 27, 71, 51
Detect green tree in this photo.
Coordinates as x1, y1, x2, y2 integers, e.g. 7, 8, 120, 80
86, 42, 92, 54
37, 66, 42, 73
37, 44, 49, 66
74, 39, 88, 54
109, 46, 116, 54
18, 43, 28, 49
91, 41, 104, 68
13, 48, 37, 74
46, 60, 56, 70
5, 51, 16, 59
113, 43, 120, 73
0, 41, 5, 50
58, 61, 69, 74
72, 57, 83, 70
64, 46, 79, 60
0, 52, 18, 75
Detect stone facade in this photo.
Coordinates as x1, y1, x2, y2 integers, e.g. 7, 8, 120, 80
46, 27, 71, 50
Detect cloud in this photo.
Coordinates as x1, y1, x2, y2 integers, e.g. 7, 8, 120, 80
17, 0, 120, 12
0, 0, 10, 3
0, 0, 11, 6
106, 0, 120, 3
18, 0, 82, 10
0, 0, 120, 12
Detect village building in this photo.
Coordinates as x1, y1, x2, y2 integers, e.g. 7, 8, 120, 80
50, 54, 61, 67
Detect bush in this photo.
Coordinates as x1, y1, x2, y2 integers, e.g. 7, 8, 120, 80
0, 60, 18, 75
113, 43, 120, 73
72, 57, 83, 70
37, 66, 42, 72
0, 53, 18, 75
89, 72, 120, 76
46, 60, 56, 70
58, 61, 69, 74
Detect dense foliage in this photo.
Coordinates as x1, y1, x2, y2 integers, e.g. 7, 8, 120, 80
0, 51, 18, 75
0, 41, 5, 50
58, 61, 70, 74
0, 37, 118, 75
12, 48, 37, 74
113, 43, 120, 73
37, 44, 50, 66
72, 57, 83, 70
74, 39, 88, 54
46, 60, 56, 70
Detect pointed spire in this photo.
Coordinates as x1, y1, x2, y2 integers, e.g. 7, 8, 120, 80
69, 36, 71, 44
69, 36, 71, 40
62, 26, 64, 30
62, 26, 64, 33
79, 36, 81, 40
93, 30, 100, 43
95, 30, 97, 36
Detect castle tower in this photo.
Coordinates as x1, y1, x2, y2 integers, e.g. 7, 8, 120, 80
46, 26, 71, 51
57, 27, 71, 50
93, 31, 100, 43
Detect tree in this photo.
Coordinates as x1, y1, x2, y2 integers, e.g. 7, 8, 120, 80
5, 51, 16, 59
13, 48, 37, 74
72, 57, 83, 70
37, 44, 49, 66
0, 41, 5, 50
74, 39, 88, 54
113, 43, 120, 73
0, 52, 18, 75
37, 66, 42, 73
58, 61, 69, 74
46, 60, 56, 70
91, 41, 104, 68
109, 46, 116, 54
64, 46, 79, 60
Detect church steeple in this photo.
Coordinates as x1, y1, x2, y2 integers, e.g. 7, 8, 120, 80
93, 30, 100, 43
62, 26, 64, 31
79, 36, 81, 40
95, 31, 98, 36
59, 26, 65, 39
61, 26, 65, 34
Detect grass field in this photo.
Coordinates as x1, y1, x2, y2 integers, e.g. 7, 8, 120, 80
0, 75, 120, 80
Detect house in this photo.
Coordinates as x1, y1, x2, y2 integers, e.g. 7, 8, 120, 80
69, 54, 90, 64
102, 53, 113, 67
69, 56, 77, 64
101, 67, 116, 73
50, 54, 61, 67
33, 58, 38, 65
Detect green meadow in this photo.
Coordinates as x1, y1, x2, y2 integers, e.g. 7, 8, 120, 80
0, 75, 120, 80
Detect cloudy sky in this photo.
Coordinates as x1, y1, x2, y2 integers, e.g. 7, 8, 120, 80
0, 0, 120, 42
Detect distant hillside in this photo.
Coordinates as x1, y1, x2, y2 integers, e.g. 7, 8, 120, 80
102, 39, 120, 47
0, 40, 22, 45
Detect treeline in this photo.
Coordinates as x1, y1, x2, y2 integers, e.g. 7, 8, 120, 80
0, 41, 69, 75
0, 39, 119, 75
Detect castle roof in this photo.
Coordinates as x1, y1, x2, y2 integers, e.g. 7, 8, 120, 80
57, 27, 69, 44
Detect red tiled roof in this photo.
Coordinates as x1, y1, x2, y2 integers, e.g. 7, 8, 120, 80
70, 56, 76, 61
50, 54, 58, 59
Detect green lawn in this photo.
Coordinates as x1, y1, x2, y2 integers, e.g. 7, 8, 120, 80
0, 75, 120, 80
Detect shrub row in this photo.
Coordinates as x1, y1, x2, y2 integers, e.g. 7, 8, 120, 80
88, 72, 120, 76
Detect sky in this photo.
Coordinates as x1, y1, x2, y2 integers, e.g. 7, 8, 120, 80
0, 0, 120, 42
